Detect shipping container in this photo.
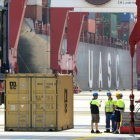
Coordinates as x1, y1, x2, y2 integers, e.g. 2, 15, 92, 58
25, 5, 42, 21
111, 13, 122, 22
42, 0, 51, 7
95, 13, 102, 21
42, 7, 50, 24
104, 28, 109, 37
88, 13, 95, 20
120, 22, 135, 35
83, 19, 96, 33
5, 74, 73, 131
111, 14, 117, 38
120, 13, 134, 22
101, 13, 110, 22
27, 0, 42, 6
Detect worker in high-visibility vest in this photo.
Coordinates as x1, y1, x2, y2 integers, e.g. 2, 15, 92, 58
104, 92, 115, 133
113, 93, 125, 134
90, 92, 102, 133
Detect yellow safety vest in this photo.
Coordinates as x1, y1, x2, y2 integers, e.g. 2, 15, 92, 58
115, 99, 125, 112
105, 99, 114, 112
90, 100, 99, 106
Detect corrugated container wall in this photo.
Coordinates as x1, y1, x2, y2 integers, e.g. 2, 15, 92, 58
104, 28, 109, 37
95, 13, 102, 20
111, 13, 122, 22
27, 0, 42, 6
5, 74, 73, 131
101, 13, 110, 22
83, 19, 95, 33
25, 5, 42, 21
120, 13, 134, 22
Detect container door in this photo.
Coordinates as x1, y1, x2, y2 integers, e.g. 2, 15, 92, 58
32, 76, 57, 130
57, 75, 73, 129
5, 76, 30, 130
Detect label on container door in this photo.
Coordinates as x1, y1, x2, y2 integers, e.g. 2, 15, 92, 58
11, 105, 15, 111
21, 83, 25, 87
21, 105, 24, 108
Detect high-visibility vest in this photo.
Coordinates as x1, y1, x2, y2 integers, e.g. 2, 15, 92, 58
105, 99, 114, 112
90, 100, 99, 106
115, 99, 125, 112
90, 99, 99, 114
113, 100, 117, 106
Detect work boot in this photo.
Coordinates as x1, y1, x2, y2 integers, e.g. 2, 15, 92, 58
104, 130, 110, 133
113, 130, 119, 134
91, 130, 94, 133
96, 130, 102, 133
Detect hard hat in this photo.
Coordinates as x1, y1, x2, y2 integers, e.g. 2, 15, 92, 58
107, 91, 112, 96
93, 92, 98, 96
120, 93, 123, 97
116, 93, 121, 97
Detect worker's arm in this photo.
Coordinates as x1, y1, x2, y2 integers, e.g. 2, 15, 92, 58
114, 105, 118, 109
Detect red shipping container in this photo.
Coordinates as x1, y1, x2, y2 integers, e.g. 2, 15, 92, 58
25, 5, 42, 21
83, 19, 96, 33
95, 13, 101, 20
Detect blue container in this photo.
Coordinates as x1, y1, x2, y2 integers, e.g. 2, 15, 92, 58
120, 13, 134, 22
88, 13, 95, 20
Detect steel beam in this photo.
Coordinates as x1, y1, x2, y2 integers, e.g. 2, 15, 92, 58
67, 12, 88, 55
50, 8, 73, 71
9, 0, 27, 73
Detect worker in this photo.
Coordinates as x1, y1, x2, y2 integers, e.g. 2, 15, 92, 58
90, 92, 102, 133
110, 93, 120, 133
104, 92, 115, 133
113, 93, 125, 134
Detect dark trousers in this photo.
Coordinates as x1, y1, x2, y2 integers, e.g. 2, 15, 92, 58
106, 113, 115, 131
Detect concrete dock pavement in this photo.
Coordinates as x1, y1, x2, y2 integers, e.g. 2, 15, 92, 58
0, 90, 139, 139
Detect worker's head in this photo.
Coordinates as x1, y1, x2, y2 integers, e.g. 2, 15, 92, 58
93, 92, 98, 99
107, 91, 112, 98
120, 93, 123, 98
116, 93, 121, 99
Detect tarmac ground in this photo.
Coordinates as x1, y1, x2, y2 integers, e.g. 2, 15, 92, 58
0, 90, 140, 140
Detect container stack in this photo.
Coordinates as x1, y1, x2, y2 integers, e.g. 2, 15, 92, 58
95, 13, 111, 46
42, 0, 50, 35
117, 13, 135, 50
25, 0, 43, 21
81, 12, 135, 49
82, 13, 96, 43
24, 0, 43, 34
